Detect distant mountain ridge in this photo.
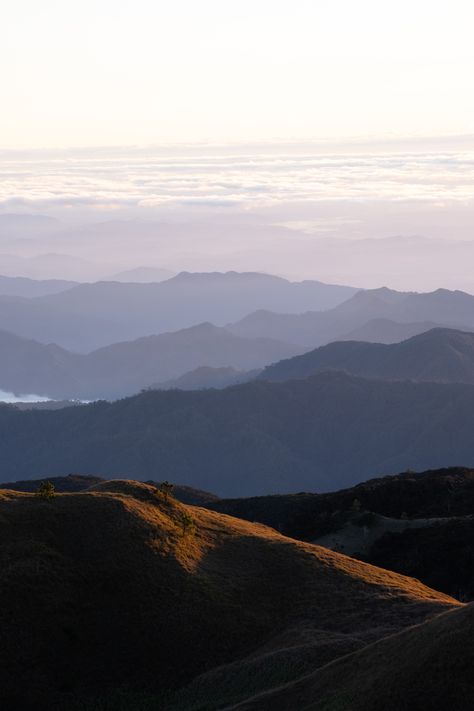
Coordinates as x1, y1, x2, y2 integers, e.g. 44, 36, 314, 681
0, 271, 357, 351
0, 322, 300, 400
228, 287, 474, 347
0, 274, 78, 298
153, 365, 259, 391
259, 328, 474, 384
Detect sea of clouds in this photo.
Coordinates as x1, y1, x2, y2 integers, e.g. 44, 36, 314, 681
0, 138, 473, 290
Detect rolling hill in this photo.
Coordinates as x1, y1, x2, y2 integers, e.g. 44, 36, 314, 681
2, 372, 474, 494
259, 328, 474, 384
209, 467, 474, 600
0, 480, 457, 710
229, 604, 474, 711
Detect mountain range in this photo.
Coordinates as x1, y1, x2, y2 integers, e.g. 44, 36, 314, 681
228, 287, 474, 347
0, 271, 356, 351
3, 371, 474, 494
0, 323, 300, 400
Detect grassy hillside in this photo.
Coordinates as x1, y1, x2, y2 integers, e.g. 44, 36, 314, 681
230, 604, 474, 711
0, 480, 456, 710
0, 474, 219, 506
210, 467, 474, 601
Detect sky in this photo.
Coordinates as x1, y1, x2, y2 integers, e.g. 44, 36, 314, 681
1, 1, 473, 291
2, 0, 474, 148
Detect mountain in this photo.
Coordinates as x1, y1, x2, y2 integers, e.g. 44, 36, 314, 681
0, 271, 356, 351
338, 318, 446, 343
109, 266, 175, 282
228, 287, 474, 348
0, 474, 219, 505
3, 372, 474, 494
211, 467, 474, 538
209, 467, 474, 600
35, 271, 357, 345
230, 604, 474, 711
0, 294, 126, 352
0, 274, 78, 297
259, 328, 474, 384
0, 323, 300, 400
0, 480, 456, 710
84, 323, 296, 399
154, 365, 259, 390
0, 329, 82, 397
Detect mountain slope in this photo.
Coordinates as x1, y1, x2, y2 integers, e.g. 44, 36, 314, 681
229, 604, 474, 711
338, 318, 445, 343
210, 467, 474, 600
153, 365, 259, 390
0, 323, 299, 400
229, 287, 474, 347
36, 271, 357, 346
2, 372, 474, 494
0, 480, 457, 710
0, 274, 78, 297
0, 272, 355, 351
259, 328, 474, 384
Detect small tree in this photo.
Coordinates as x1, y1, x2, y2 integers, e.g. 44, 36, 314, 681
159, 481, 174, 501
180, 511, 196, 537
37, 481, 55, 500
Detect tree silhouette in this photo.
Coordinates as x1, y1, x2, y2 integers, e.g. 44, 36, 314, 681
159, 481, 174, 501
36, 481, 55, 500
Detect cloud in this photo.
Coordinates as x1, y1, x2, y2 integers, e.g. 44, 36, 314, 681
0, 142, 473, 216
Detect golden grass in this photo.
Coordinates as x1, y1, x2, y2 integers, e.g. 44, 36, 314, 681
0, 480, 460, 711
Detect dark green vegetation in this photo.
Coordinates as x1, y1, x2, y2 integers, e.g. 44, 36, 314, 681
0, 480, 458, 711
210, 467, 474, 601
2, 372, 474, 495
259, 328, 474, 383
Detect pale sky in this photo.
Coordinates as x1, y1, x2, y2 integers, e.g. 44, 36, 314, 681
2, 0, 474, 148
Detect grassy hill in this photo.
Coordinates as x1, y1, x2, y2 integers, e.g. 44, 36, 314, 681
210, 467, 474, 601
0, 480, 456, 710
0, 474, 219, 506
229, 604, 474, 711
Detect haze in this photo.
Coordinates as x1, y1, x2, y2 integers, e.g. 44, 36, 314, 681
1, 1, 474, 289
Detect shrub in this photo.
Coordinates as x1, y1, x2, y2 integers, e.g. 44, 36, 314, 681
179, 512, 196, 537
36, 481, 56, 500
159, 481, 174, 501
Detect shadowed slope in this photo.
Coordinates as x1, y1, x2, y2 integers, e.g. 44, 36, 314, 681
0, 481, 457, 710
228, 604, 474, 711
